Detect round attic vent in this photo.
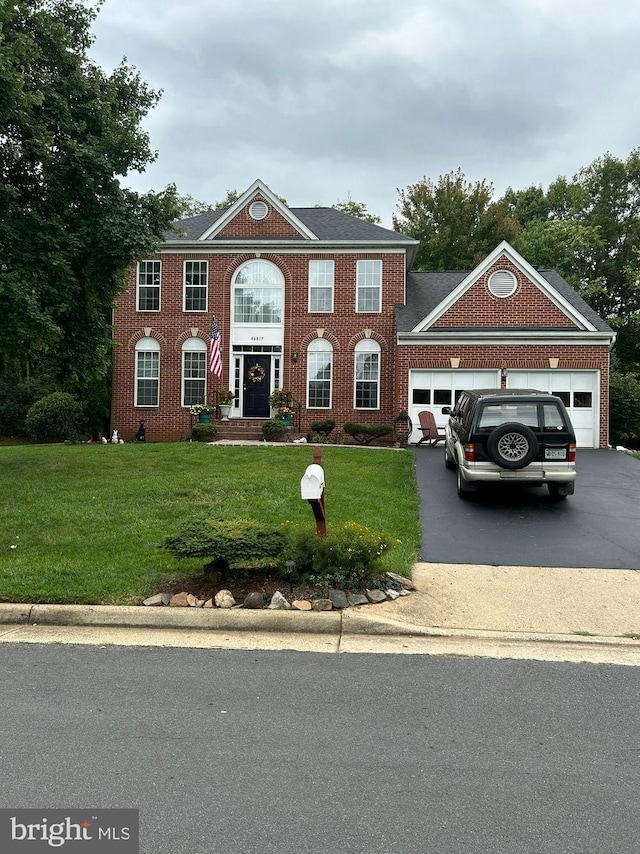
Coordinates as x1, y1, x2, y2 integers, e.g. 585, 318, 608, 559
249, 200, 268, 220
488, 270, 517, 298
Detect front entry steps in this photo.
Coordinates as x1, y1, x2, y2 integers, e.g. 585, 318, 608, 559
214, 417, 265, 442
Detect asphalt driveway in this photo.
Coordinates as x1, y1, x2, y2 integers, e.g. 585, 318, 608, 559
412, 447, 640, 569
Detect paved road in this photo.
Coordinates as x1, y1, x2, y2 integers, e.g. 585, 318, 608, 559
412, 447, 640, 569
1, 645, 639, 854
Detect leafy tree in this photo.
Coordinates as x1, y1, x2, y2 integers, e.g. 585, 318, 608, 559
503, 185, 550, 226
0, 0, 180, 424
393, 169, 520, 270
175, 193, 215, 218
501, 150, 640, 369
332, 197, 381, 224
609, 372, 640, 447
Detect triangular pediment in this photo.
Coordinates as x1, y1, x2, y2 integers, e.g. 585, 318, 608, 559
412, 241, 598, 333
199, 179, 318, 241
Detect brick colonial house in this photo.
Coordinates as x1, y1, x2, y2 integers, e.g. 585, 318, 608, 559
111, 179, 615, 447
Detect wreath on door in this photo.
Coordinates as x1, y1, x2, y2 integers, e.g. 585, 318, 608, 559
248, 363, 266, 383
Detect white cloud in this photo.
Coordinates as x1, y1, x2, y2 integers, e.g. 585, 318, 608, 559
90, 0, 640, 224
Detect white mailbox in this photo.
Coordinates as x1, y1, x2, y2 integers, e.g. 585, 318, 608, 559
301, 464, 324, 500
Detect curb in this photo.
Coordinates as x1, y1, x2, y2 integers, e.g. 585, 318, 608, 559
2, 603, 640, 654
0, 603, 341, 634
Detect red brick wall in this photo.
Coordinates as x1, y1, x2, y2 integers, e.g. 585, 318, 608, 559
112, 248, 611, 445
214, 195, 303, 239
111, 250, 406, 441
435, 259, 576, 328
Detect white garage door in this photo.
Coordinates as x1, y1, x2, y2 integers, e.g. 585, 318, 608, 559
409, 369, 500, 443
507, 370, 599, 448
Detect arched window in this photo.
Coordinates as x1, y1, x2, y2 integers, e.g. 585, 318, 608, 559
182, 337, 207, 407
354, 339, 380, 409
307, 338, 333, 409
135, 337, 160, 407
233, 260, 283, 324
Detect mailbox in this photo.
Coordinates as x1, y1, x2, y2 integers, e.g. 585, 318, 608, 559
301, 464, 324, 500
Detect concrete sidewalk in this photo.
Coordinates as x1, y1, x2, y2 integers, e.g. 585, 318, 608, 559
1, 563, 639, 664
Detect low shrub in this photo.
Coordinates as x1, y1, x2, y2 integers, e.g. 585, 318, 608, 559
287, 521, 388, 590
310, 419, 335, 437
164, 517, 288, 577
261, 418, 287, 441
343, 422, 394, 445
25, 392, 86, 442
191, 422, 218, 442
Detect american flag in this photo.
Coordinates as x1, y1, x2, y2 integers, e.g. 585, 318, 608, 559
209, 316, 223, 377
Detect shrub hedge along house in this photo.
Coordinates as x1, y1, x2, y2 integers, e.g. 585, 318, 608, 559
111, 179, 615, 447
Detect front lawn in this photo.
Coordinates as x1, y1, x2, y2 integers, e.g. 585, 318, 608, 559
0, 443, 420, 604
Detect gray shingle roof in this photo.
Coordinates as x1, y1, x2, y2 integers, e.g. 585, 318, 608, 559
396, 269, 613, 334
166, 207, 414, 243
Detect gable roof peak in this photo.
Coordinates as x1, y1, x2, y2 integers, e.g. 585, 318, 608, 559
198, 178, 318, 241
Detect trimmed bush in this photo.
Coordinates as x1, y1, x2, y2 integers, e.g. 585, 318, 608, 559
25, 392, 86, 442
343, 422, 394, 445
287, 521, 388, 590
310, 419, 335, 437
164, 517, 287, 577
191, 422, 218, 442
261, 418, 287, 441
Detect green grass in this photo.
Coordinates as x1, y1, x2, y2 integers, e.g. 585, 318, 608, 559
0, 443, 420, 605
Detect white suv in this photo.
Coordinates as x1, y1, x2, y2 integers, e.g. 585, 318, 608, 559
442, 389, 577, 499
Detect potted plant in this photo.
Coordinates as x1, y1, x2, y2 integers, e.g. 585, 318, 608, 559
268, 388, 293, 417
277, 405, 295, 427
190, 403, 215, 423
217, 390, 235, 421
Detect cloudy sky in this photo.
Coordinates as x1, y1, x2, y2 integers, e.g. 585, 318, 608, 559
89, 0, 640, 225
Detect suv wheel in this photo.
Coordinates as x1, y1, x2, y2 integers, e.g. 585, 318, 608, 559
444, 442, 455, 470
486, 422, 538, 470
456, 464, 478, 499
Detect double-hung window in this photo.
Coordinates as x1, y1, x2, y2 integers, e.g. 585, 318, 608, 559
354, 339, 380, 409
137, 261, 161, 311
308, 260, 334, 313
182, 338, 207, 406
135, 337, 160, 406
356, 260, 381, 313
307, 339, 333, 408
184, 261, 208, 312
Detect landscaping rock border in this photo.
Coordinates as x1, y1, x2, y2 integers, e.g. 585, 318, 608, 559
142, 572, 415, 611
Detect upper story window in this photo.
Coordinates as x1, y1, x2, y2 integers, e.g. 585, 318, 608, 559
307, 338, 333, 408
308, 260, 334, 313
135, 337, 160, 406
354, 338, 380, 409
356, 260, 382, 312
184, 260, 208, 312
233, 259, 283, 324
137, 260, 161, 312
182, 337, 207, 407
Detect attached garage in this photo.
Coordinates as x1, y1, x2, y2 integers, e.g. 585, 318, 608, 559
506, 370, 599, 448
408, 369, 500, 443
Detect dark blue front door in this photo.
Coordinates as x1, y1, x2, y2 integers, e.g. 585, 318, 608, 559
243, 355, 271, 417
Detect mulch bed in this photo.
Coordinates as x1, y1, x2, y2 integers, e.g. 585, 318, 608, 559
154, 570, 321, 606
